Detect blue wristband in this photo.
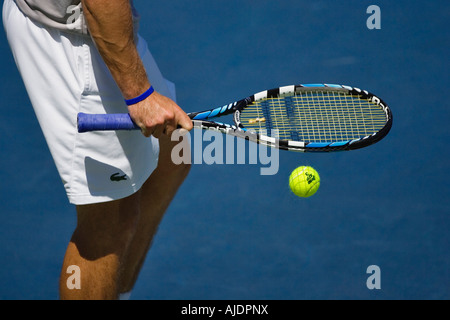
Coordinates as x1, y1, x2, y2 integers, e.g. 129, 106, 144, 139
125, 86, 155, 106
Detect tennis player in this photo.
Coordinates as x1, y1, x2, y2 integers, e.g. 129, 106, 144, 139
3, 0, 193, 300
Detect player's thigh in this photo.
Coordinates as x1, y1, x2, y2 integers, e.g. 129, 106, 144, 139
73, 192, 142, 260
157, 134, 191, 173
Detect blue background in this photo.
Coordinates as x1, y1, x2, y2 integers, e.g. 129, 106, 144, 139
0, 0, 448, 299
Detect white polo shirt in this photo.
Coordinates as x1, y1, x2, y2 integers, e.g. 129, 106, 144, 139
14, 0, 88, 34
14, 0, 139, 35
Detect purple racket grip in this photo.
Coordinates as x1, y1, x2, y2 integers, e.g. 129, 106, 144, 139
77, 113, 140, 133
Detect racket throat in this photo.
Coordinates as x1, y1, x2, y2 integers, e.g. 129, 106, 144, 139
234, 110, 244, 129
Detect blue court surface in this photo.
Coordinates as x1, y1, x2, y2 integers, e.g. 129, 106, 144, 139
0, 0, 448, 300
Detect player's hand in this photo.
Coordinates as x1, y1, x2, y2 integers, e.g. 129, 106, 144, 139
128, 91, 193, 138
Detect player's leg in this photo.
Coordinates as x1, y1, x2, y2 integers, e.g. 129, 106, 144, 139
118, 134, 191, 296
59, 132, 190, 300
59, 193, 141, 300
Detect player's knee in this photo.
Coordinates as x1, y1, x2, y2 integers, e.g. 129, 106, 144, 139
74, 198, 141, 258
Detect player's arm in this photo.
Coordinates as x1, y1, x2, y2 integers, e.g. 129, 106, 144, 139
81, 0, 192, 137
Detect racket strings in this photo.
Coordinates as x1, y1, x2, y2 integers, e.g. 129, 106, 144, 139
240, 91, 387, 142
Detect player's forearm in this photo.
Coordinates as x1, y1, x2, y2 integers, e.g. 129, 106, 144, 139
81, 0, 149, 99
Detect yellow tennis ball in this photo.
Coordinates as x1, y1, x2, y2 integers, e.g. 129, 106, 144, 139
289, 166, 320, 198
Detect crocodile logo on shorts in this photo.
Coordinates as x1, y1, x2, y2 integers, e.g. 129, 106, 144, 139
110, 173, 128, 182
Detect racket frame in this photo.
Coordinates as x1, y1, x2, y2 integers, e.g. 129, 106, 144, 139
187, 84, 393, 152
77, 84, 392, 152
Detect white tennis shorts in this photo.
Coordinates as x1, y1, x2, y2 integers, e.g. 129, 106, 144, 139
3, 0, 176, 205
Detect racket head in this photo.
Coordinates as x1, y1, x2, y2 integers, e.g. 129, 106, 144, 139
232, 84, 393, 152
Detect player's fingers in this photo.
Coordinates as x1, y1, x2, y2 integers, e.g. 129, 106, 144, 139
176, 112, 193, 132
164, 122, 177, 137
152, 123, 165, 139
132, 119, 152, 137
140, 126, 153, 138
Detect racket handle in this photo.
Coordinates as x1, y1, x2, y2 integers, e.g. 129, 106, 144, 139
77, 113, 139, 133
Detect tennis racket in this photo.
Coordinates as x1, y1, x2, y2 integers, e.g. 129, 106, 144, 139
77, 84, 393, 152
